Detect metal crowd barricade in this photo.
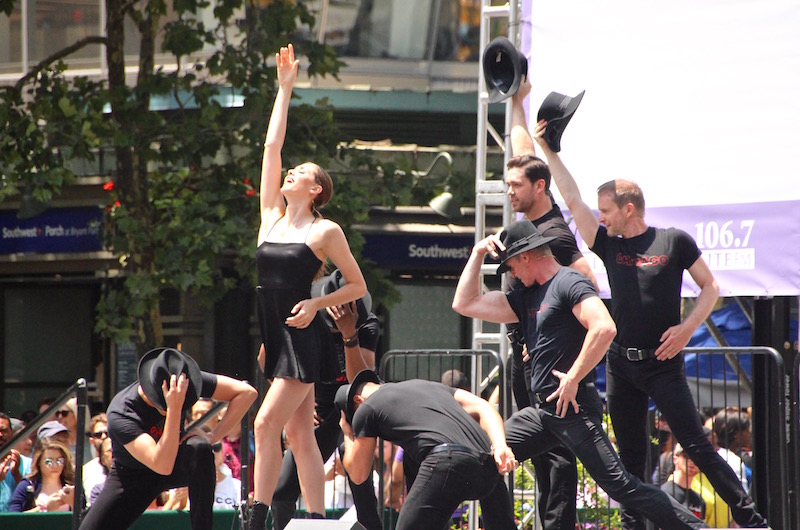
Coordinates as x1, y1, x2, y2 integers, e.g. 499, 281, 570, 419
0, 378, 88, 530
378, 349, 506, 530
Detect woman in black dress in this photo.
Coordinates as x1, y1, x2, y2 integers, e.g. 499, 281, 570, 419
250, 43, 367, 528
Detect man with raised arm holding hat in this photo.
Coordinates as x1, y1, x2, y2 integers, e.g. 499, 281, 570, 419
79, 347, 257, 530
453, 220, 708, 529
269, 270, 383, 530
337, 369, 518, 530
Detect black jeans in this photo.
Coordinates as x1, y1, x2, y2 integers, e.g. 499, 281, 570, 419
395, 447, 515, 530
504, 384, 708, 530
605, 352, 767, 529
272, 406, 382, 530
511, 343, 578, 530
79, 436, 215, 530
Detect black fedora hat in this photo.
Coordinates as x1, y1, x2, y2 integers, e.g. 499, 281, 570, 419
334, 369, 382, 424
138, 348, 203, 411
310, 269, 372, 330
497, 220, 556, 274
536, 90, 585, 153
482, 37, 528, 104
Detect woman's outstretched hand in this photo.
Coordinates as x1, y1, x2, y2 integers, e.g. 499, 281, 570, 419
276, 44, 299, 90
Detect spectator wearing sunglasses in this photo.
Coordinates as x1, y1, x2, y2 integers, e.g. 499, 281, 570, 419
82, 413, 109, 505
56, 398, 93, 465
8, 438, 75, 512
212, 441, 240, 510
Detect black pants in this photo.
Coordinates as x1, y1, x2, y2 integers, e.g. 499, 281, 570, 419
605, 352, 767, 529
79, 436, 215, 530
396, 447, 515, 530
511, 342, 578, 530
504, 384, 707, 530
272, 405, 382, 530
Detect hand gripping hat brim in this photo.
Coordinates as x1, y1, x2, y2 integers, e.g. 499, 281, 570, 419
138, 347, 203, 412
497, 220, 556, 274
482, 36, 528, 104
334, 369, 382, 424
536, 90, 585, 152
310, 269, 372, 330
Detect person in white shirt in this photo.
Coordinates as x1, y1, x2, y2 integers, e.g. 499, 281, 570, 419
213, 441, 241, 511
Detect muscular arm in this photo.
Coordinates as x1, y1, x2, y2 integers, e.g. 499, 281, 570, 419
452, 236, 518, 324
510, 77, 534, 156
124, 375, 188, 475
339, 412, 377, 485
548, 296, 616, 417
207, 375, 257, 445
532, 120, 600, 248
453, 389, 517, 474
569, 256, 599, 292
655, 257, 719, 360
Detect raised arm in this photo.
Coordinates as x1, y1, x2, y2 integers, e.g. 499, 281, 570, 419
259, 44, 299, 237
532, 120, 600, 248
510, 77, 535, 156
452, 235, 518, 324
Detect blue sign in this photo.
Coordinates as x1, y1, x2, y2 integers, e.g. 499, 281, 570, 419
363, 233, 481, 270
0, 207, 104, 254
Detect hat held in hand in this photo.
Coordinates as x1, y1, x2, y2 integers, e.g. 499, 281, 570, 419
310, 269, 372, 330
138, 348, 203, 412
537, 90, 585, 152
482, 37, 528, 103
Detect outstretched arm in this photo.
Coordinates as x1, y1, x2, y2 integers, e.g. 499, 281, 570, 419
207, 375, 257, 445
259, 44, 299, 238
510, 76, 535, 156
532, 120, 600, 248
453, 389, 517, 474
452, 235, 518, 324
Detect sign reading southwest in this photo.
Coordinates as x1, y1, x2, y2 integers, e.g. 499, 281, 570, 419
362, 233, 481, 270
0, 207, 104, 254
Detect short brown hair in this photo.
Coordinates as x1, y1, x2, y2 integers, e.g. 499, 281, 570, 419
507, 154, 551, 191
597, 179, 645, 215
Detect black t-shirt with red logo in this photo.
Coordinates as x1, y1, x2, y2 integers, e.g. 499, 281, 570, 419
591, 226, 701, 348
107, 372, 217, 471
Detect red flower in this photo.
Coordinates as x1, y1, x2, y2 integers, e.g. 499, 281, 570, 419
103, 181, 115, 191
245, 189, 256, 197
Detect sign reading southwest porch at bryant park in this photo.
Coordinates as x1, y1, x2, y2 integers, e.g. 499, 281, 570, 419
0, 207, 104, 254
362, 233, 495, 271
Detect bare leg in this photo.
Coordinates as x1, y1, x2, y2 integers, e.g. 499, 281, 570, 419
253, 377, 315, 505
284, 384, 325, 515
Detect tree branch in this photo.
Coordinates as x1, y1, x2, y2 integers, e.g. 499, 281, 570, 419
14, 36, 109, 93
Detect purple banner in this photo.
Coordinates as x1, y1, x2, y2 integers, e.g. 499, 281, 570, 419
0, 207, 104, 254
568, 200, 800, 297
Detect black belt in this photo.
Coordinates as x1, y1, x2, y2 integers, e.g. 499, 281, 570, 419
608, 342, 657, 361
431, 443, 491, 463
533, 382, 594, 405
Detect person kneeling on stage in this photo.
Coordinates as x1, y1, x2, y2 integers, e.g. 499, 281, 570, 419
79, 348, 257, 530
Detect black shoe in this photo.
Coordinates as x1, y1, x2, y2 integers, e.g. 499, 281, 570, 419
305, 511, 325, 519
250, 501, 269, 530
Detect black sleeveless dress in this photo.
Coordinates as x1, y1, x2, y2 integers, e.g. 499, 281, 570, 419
256, 240, 324, 383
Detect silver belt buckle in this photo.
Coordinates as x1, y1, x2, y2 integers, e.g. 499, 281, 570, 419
626, 348, 645, 361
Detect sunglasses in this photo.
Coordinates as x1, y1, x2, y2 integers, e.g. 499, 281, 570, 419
87, 430, 108, 440
55, 410, 71, 418
43, 457, 66, 468
212, 443, 223, 453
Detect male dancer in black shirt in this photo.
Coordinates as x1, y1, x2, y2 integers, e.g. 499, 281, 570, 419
453, 220, 707, 529
505, 76, 598, 530
534, 117, 768, 529
338, 369, 518, 530
79, 348, 257, 530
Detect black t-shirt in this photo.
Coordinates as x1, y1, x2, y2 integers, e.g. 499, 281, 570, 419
591, 226, 701, 348
316, 314, 381, 412
351, 380, 491, 472
506, 268, 597, 395
532, 204, 584, 268
107, 372, 218, 470
660, 480, 705, 520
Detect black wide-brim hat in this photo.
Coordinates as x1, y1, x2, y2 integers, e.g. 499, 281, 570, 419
483, 36, 528, 104
497, 220, 556, 274
536, 90, 585, 152
310, 269, 372, 330
334, 369, 382, 424
138, 347, 203, 412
